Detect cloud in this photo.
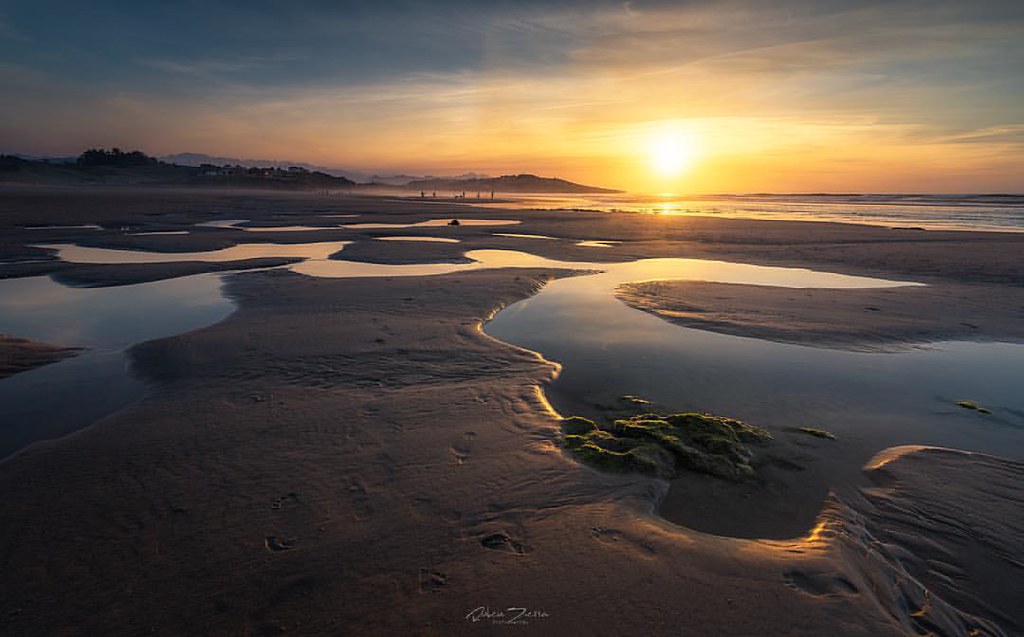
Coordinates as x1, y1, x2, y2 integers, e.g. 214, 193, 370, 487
927, 125, 1024, 147
2, 1, 1022, 190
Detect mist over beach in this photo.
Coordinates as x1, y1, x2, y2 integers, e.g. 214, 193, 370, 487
2, 2, 1023, 635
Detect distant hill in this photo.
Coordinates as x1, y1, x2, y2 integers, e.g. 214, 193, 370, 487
7, 153, 78, 164
406, 174, 620, 194
0, 150, 357, 190
162, 152, 366, 182
1, 150, 619, 194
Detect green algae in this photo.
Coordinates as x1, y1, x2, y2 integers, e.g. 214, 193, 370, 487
560, 416, 598, 435
793, 427, 836, 440
619, 394, 652, 405
559, 412, 772, 481
955, 400, 991, 415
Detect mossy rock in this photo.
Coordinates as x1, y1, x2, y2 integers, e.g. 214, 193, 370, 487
560, 416, 597, 435
571, 440, 675, 477
661, 413, 773, 444
559, 412, 771, 481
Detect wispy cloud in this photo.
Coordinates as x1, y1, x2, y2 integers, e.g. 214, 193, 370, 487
2, 1, 1022, 191
930, 125, 1024, 146
141, 52, 307, 81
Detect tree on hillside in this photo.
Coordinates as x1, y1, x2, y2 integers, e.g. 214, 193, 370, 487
0, 155, 31, 170
77, 148, 159, 167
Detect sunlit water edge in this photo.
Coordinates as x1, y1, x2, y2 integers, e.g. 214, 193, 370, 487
477, 193, 1024, 233
2, 241, 1022, 475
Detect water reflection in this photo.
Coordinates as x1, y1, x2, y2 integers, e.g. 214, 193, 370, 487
7, 238, 1022, 485
343, 219, 520, 229
244, 226, 348, 232
495, 233, 558, 240
37, 241, 350, 264
196, 219, 355, 232
24, 224, 103, 230
0, 274, 233, 458
375, 236, 461, 243
196, 219, 249, 229
476, 193, 1024, 232
195, 217, 521, 232
484, 265, 1024, 465
298, 249, 919, 284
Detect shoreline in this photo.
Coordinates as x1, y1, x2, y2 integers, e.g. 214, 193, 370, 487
3, 186, 1024, 286
1, 187, 1022, 634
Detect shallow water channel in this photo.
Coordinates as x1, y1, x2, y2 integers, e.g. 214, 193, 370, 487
4, 241, 1023, 502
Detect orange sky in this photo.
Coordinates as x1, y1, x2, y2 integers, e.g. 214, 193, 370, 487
2, 2, 1022, 192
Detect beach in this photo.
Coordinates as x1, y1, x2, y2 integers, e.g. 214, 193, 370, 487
1, 186, 1022, 635
615, 280, 1024, 351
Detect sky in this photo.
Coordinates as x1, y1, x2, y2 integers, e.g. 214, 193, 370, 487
2, 0, 1023, 193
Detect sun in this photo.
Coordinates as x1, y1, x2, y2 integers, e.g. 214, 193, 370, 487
647, 128, 698, 178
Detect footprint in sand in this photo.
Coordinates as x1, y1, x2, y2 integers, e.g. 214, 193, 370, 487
346, 477, 373, 519
449, 431, 477, 466
449, 447, 469, 465
480, 532, 529, 555
270, 492, 299, 510
590, 527, 624, 544
264, 536, 296, 552
783, 570, 858, 596
419, 569, 448, 592
591, 527, 657, 556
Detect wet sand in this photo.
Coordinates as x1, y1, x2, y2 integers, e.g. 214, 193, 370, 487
1, 186, 1022, 635
616, 280, 1024, 351
0, 335, 80, 378
48, 257, 306, 287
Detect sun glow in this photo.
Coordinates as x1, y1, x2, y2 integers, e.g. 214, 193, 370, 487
647, 126, 699, 178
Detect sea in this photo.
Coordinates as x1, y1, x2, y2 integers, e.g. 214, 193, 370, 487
484, 193, 1024, 233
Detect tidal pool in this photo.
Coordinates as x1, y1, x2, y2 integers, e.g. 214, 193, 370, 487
576, 240, 619, 248
243, 226, 348, 232
375, 236, 461, 243
195, 219, 357, 231
7, 241, 1023, 494
494, 233, 558, 240
343, 219, 521, 229
24, 224, 103, 230
37, 241, 350, 264
195, 219, 249, 229
476, 251, 1024, 536
483, 263, 1024, 464
0, 274, 232, 459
